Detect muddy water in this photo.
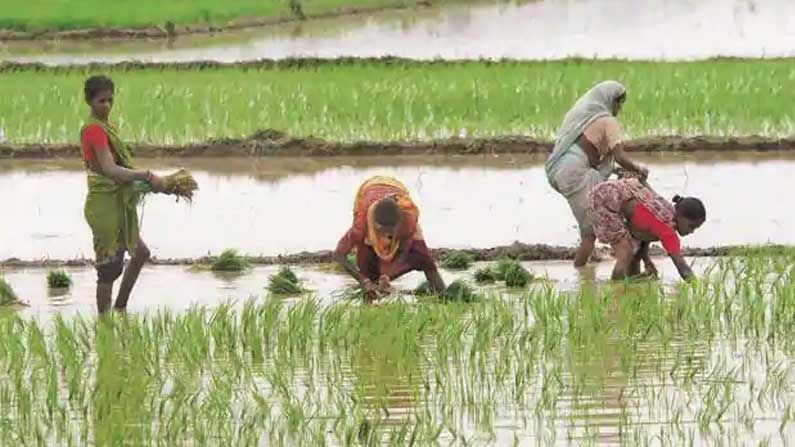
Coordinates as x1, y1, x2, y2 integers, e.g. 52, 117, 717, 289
3, 256, 714, 319
2, 152, 794, 261
2, 0, 794, 64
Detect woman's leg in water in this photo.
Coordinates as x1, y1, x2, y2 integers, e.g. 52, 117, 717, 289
114, 237, 151, 311
610, 238, 636, 280
95, 248, 125, 314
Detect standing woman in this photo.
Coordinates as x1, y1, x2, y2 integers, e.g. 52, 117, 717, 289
588, 178, 706, 281
545, 81, 649, 267
80, 75, 166, 314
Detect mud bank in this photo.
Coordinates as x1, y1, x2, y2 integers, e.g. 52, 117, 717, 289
0, 1, 434, 42
0, 243, 771, 269
3, 132, 795, 159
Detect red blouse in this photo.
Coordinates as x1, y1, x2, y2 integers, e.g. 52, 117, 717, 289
630, 203, 681, 256
80, 124, 110, 162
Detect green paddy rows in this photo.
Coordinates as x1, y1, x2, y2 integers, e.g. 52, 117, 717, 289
0, 58, 793, 145
0, 251, 795, 445
0, 0, 414, 32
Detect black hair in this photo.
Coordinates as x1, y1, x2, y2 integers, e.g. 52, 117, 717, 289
84, 75, 114, 101
616, 92, 627, 103
673, 195, 706, 221
373, 199, 401, 227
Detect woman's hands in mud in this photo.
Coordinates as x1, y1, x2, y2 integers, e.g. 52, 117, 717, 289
361, 279, 380, 303
377, 275, 393, 293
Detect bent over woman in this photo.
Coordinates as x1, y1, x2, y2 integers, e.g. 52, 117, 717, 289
334, 176, 446, 302
588, 178, 706, 281
545, 81, 648, 267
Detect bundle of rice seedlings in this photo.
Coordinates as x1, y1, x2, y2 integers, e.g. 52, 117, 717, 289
473, 267, 497, 284
47, 270, 72, 289
267, 266, 304, 295
211, 249, 250, 272
493, 257, 517, 281
162, 169, 198, 202
443, 280, 480, 302
0, 278, 19, 306
504, 263, 533, 288
441, 251, 473, 270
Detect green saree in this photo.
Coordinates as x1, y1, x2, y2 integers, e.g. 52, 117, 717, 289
82, 118, 144, 263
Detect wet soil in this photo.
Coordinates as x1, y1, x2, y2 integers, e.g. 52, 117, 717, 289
0, 243, 764, 269
3, 132, 795, 159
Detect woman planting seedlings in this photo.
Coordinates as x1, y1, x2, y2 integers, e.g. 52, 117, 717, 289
80, 75, 196, 314
545, 81, 649, 267
334, 176, 445, 302
588, 178, 706, 281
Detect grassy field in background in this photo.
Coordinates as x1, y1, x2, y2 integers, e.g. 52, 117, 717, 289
0, 0, 415, 32
0, 59, 792, 145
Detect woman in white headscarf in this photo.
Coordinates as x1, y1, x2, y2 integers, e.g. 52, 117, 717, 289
545, 81, 648, 267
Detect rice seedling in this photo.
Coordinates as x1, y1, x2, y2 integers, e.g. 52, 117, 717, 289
503, 263, 532, 288
441, 252, 473, 270
442, 279, 479, 302
0, 278, 19, 305
210, 249, 250, 272
267, 266, 305, 295
0, 0, 409, 31
473, 267, 497, 284
46, 269, 72, 289
2, 59, 794, 145
0, 250, 792, 445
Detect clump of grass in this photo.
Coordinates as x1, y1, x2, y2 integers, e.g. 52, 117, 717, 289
46, 270, 72, 289
493, 257, 516, 281
504, 263, 532, 288
267, 266, 304, 295
0, 278, 18, 306
414, 279, 480, 302
211, 249, 250, 272
441, 251, 473, 270
442, 280, 480, 303
473, 267, 497, 284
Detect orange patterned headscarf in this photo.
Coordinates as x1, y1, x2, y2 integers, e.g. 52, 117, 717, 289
353, 176, 421, 262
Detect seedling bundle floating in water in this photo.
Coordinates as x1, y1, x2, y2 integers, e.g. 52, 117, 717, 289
475, 258, 533, 288
267, 266, 305, 295
211, 249, 250, 272
441, 251, 473, 270
46, 270, 72, 289
414, 279, 481, 302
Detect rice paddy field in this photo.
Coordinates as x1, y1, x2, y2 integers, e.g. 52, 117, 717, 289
1, 250, 795, 445
1, 59, 794, 145
0, 0, 416, 32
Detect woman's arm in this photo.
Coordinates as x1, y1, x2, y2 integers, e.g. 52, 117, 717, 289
94, 147, 166, 191
671, 255, 695, 281
614, 143, 648, 179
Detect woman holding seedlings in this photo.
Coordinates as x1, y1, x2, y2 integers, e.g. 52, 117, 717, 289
545, 81, 649, 267
588, 178, 706, 281
334, 176, 446, 302
80, 75, 167, 314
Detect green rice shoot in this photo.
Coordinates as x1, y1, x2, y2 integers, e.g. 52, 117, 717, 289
211, 249, 250, 272
267, 266, 304, 295
441, 251, 473, 270
46, 270, 72, 289
0, 278, 18, 306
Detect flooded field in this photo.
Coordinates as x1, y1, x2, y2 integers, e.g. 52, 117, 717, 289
2, 152, 794, 261
0, 251, 794, 445
2, 257, 711, 319
2, 0, 794, 64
